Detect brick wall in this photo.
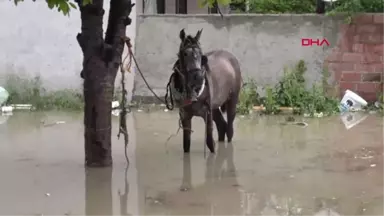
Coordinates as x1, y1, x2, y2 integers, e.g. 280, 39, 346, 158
325, 14, 384, 102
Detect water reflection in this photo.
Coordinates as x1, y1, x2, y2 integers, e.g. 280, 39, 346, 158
172, 142, 242, 215
84, 165, 133, 216
119, 165, 132, 216
85, 167, 113, 215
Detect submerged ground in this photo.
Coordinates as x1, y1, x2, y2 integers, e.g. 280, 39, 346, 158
0, 110, 382, 215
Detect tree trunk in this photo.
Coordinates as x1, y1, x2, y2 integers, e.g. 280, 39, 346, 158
76, 0, 134, 167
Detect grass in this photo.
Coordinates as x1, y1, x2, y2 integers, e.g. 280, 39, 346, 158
237, 60, 341, 116
3, 74, 84, 110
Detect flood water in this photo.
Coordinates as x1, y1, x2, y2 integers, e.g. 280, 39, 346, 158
0, 110, 382, 215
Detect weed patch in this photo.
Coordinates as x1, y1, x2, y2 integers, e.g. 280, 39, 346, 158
237, 60, 340, 116
3, 74, 83, 110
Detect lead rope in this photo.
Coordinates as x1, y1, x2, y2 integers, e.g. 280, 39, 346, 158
203, 67, 211, 158
204, 111, 207, 158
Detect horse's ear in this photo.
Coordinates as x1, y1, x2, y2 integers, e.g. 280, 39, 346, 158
201, 55, 208, 66
179, 29, 186, 41
195, 29, 203, 41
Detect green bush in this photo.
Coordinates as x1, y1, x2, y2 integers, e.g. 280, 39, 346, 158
228, 0, 383, 14
328, 0, 384, 13
237, 60, 340, 116
237, 78, 261, 114
249, 0, 316, 14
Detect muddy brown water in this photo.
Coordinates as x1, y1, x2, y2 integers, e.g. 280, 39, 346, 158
0, 110, 382, 215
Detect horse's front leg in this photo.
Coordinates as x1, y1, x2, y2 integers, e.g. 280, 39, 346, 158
181, 113, 192, 153
205, 110, 216, 153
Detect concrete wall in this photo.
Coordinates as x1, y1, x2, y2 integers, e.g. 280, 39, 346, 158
0, 0, 137, 101
134, 14, 383, 102
133, 14, 341, 100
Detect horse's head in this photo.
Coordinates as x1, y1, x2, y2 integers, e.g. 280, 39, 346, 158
177, 28, 208, 103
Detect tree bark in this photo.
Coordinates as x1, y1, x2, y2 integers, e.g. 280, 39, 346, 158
76, 0, 134, 167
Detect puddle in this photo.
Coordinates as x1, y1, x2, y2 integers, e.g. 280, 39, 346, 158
0, 111, 382, 215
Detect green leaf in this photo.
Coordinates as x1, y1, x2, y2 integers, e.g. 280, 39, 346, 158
69, 2, 77, 9
198, 0, 232, 8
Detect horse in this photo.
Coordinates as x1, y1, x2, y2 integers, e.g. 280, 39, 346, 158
165, 28, 242, 153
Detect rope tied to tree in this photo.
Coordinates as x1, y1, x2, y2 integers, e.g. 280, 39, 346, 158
118, 36, 134, 164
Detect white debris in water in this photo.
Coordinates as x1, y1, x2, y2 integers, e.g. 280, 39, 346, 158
112, 101, 120, 109
1, 106, 13, 113
45, 193, 50, 197
137, 109, 143, 112
314, 112, 324, 118
43, 121, 66, 127
370, 164, 377, 167
164, 109, 169, 112
111, 109, 121, 116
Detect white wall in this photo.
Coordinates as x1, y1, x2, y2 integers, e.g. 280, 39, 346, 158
0, 0, 137, 101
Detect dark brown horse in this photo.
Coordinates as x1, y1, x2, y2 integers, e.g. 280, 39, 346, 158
165, 29, 242, 153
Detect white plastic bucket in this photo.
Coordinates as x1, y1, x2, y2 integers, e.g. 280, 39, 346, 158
339, 89, 367, 112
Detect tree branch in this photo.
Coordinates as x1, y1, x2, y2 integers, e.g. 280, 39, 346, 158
75, 0, 105, 52
104, 0, 135, 64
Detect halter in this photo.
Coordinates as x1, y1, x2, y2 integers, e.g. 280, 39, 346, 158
165, 36, 208, 109
178, 36, 207, 96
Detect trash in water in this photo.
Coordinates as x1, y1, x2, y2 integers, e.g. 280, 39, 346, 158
0, 86, 9, 106
42, 121, 66, 127
370, 164, 377, 167
1, 106, 13, 113
112, 101, 120, 109
340, 111, 368, 130
281, 116, 308, 127
11, 104, 33, 110
137, 109, 143, 112
164, 108, 169, 112
112, 109, 121, 116
303, 112, 324, 118
339, 89, 367, 113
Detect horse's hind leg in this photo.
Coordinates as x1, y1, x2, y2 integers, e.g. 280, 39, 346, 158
226, 95, 239, 142
212, 108, 227, 142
